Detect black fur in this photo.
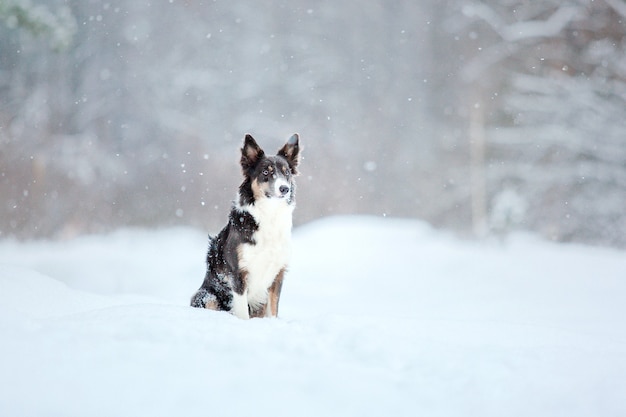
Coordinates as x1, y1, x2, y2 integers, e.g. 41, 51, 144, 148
190, 209, 259, 310
277, 134, 300, 175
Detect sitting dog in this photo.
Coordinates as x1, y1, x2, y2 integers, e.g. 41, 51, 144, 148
190, 133, 300, 319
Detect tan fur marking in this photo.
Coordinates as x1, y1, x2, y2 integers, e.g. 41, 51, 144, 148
267, 268, 285, 318
251, 178, 270, 200
204, 299, 218, 310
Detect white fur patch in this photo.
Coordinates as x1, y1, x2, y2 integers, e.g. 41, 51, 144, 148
231, 291, 250, 319
238, 197, 294, 312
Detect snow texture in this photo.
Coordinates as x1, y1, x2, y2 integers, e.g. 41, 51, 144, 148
0, 216, 625, 417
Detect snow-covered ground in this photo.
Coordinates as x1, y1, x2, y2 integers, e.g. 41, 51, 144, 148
1, 216, 625, 417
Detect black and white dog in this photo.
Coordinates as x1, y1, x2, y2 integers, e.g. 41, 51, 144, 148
190, 133, 301, 319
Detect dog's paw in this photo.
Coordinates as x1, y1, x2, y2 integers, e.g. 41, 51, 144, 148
190, 288, 218, 309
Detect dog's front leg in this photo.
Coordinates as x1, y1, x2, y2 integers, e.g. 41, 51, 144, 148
266, 268, 285, 318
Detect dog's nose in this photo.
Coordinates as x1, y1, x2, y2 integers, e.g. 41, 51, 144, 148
279, 185, 290, 195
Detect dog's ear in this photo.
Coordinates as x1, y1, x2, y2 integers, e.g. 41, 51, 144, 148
241, 134, 264, 173
277, 133, 300, 175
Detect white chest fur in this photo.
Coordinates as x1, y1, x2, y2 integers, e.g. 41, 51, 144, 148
238, 198, 294, 310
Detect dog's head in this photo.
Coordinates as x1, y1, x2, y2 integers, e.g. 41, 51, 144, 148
239, 133, 300, 204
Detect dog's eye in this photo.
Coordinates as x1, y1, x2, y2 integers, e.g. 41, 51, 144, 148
262, 170, 269, 176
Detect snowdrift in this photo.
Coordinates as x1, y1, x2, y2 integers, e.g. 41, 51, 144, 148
1, 216, 625, 417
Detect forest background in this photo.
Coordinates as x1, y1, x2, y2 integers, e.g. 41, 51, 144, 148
1, 0, 625, 248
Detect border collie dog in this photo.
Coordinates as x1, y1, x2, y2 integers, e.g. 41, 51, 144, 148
190, 133, 301, 319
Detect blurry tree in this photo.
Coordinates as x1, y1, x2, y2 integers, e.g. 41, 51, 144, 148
0, 0, 75, 50
450, 0, 626, 246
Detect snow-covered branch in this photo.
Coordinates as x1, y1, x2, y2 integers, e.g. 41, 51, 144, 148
463, 3, 584, 42
461, 42, 520, 82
